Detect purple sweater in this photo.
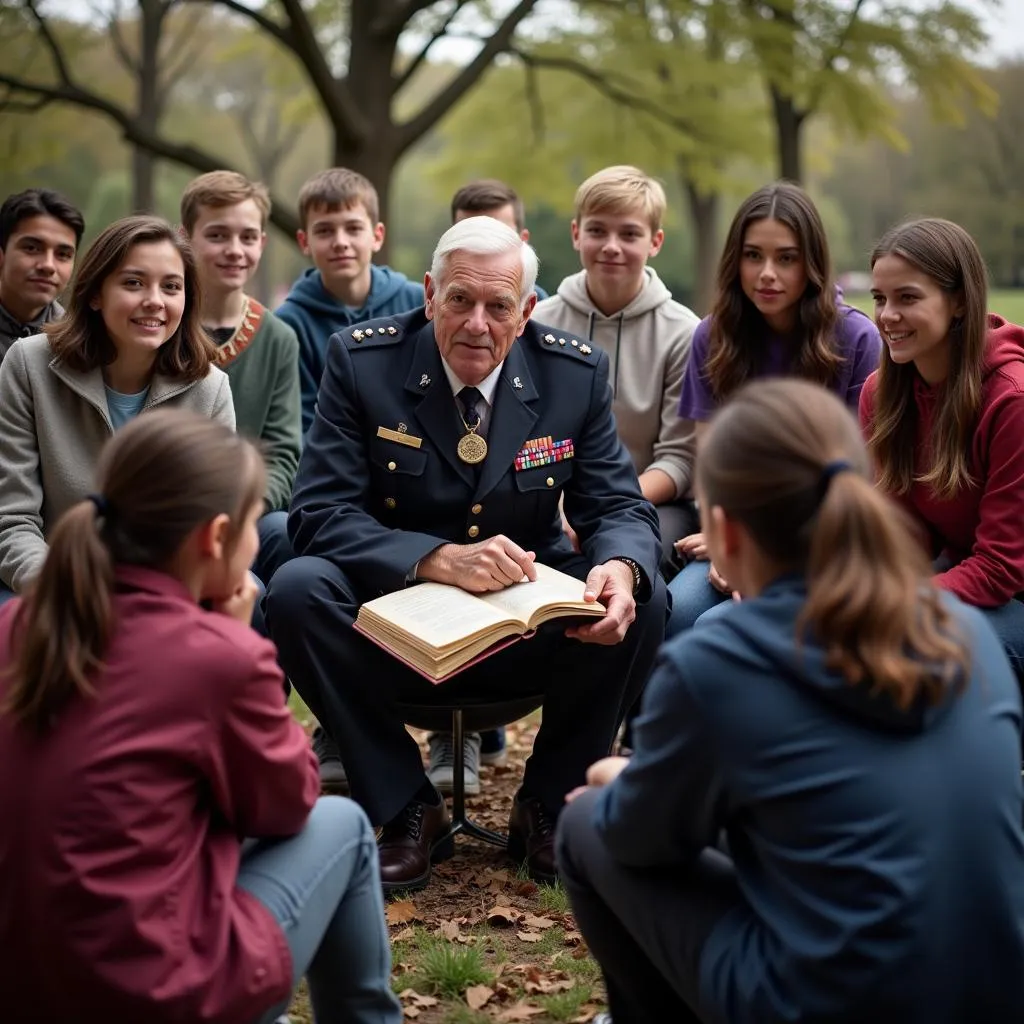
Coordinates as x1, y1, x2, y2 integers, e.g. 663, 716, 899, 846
678, 305, 882, 421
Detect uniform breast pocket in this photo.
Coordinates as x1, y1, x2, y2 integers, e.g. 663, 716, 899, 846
513, 458, 574, 521
369, 437, 428, 516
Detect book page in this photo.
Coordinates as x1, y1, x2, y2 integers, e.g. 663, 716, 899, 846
478, 562, 601, 625
359, 583, 512, 649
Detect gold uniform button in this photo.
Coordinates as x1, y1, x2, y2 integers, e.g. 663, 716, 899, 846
471, 503, 483, 515
387, 461, 397, 471
384, 497, 396, 509
468, 525, 480, 538
546, 476, 554, 487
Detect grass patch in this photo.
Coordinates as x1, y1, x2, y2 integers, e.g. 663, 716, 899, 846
846, 289, 1024, 324
528, 925, 568, 956
538, 983, 594, 1020
551, 951, 602, 983
419, 939, 494, 998
537, 880, 571, 915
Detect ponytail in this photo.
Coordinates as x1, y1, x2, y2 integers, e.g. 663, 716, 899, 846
698, 379, 970, 710
3, 500, 115, 731
799, 470, 966, 708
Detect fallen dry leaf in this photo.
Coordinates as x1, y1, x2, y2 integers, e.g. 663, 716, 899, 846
516, 930, 543, 943
522, 914, 556, 930
466, 984, 494, 1010
386, 900, 420, 926
487, 904, 522, 926
436, 919, 460, 941
515, 880, 539, 897
563, 930, 583, 945
392, 927, 415, 941
403, 1008, 419, 1019
497, 1002, 546, 1021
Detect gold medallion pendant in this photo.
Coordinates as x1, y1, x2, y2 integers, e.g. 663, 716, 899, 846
457, 431, 488, 465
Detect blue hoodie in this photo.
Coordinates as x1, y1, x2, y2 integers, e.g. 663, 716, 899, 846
595, 576, 1024, 1023
276, 265, 424, 433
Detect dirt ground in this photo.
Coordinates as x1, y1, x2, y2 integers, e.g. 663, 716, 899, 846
286, 717, 607, 1023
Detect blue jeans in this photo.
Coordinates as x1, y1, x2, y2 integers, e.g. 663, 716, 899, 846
239, 796, 402, 1024
978, 599, 1024, 680
666, 559, 728, 640
0, 585, 15, 607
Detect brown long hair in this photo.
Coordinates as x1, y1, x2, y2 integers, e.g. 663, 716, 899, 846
698, 379, 968, 708
2, 409, 265, 733
866, 218, 988, 499
705, 182, 841, 401
46, 215, 216, 383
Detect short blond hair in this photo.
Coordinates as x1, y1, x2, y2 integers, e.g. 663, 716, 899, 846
180, 170, 270, 234
574, 165, 666, 233
297, 168, 380, 229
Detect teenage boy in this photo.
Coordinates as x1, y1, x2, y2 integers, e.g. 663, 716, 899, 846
277, 168, 424, 434
450, 179, 547, 300
0, 189, 84, 363
180, 170, 301, 602
534, 165, 700, 568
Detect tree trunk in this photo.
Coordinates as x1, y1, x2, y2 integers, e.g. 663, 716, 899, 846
131, 0, 168, 213
684, 177, 719, 315
771, 84, 805, 182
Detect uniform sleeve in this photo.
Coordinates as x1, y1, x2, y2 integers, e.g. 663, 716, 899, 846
934, 391, 1024, 606
0, 343, 49, 591
287, 333, 449, 594
209, 637, 319, 838
562, 353, 661, 599
593, 650, 723, 866
677, 318, 717, 422
260, 323, 302, 512
644, 313, 697, 499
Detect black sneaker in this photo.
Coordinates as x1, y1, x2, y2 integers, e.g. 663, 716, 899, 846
312, 726, 347, 792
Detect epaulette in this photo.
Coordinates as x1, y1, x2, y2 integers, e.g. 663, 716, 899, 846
342, 319, 404, 350
536, 329, 596, 362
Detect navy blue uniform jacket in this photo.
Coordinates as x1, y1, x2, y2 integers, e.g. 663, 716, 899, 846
287, 309, 661, 600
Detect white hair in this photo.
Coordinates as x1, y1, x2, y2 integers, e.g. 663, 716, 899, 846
430, 215, 539, 307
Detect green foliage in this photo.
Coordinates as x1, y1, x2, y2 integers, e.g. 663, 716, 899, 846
537, 880, 571, 915
537, 983, 595, 1020
419, 940, 494, 998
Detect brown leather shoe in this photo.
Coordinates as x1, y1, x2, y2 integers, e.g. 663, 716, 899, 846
378, 792, 452, 893
507, 794, 558, 883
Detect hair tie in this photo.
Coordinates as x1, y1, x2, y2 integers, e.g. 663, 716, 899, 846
819, 459, 854, 499
87, 493, 111, 519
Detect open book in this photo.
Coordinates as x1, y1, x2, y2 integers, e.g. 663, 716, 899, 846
353, 563, 606, 682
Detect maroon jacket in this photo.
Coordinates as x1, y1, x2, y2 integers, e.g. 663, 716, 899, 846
0, 566, 319, 1023
860, 315, 1024, 607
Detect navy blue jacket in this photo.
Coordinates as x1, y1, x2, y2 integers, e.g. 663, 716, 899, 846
595, 575, 1024, 1023
288, 309, 661, 600
275, 265, 425, 434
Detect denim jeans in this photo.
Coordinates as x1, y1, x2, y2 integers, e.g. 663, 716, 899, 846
665, 559, 729, 640
0, 586, 14, 607
238, 796, 402, 1024
978, 599, 1024, 680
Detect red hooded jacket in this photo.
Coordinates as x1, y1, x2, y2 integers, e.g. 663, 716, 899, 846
0, 566, 320, 1023
859, 315, 1024, 607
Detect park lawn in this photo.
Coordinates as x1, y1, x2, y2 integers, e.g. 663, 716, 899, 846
846, 288, 1024, 324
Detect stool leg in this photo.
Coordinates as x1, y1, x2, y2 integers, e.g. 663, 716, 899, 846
442, 709, 508, 849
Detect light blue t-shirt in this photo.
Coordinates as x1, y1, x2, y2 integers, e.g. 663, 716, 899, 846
105, 384, 150, 431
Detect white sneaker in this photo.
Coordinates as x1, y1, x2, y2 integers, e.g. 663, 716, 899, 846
427, 731, 482, 795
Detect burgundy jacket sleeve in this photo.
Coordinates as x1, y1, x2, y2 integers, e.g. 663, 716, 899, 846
208, 635, 319, 838
934, 392, 1024, 606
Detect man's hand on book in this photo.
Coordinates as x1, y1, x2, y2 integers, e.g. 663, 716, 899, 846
417, 536, 539, 592
564, 560, 636, 646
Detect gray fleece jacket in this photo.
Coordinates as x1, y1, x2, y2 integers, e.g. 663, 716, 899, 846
534, 267, 699, 499
0, 333, 235, 592
0, 298, 64, 364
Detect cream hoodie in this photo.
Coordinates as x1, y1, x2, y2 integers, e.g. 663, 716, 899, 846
534, 267, 699, 498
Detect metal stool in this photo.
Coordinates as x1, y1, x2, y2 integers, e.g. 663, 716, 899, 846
397, 695, 543, 848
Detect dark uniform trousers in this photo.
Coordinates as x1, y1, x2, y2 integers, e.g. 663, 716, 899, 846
268, 553, 667, 826
271, 309, 667, 827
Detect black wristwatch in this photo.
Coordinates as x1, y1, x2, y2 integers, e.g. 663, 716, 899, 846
615, 557, 642, 595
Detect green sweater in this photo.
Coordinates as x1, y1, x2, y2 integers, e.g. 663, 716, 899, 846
210, 305, 301, 512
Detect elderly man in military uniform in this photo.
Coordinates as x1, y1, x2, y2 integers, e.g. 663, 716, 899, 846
267, 216, 666, 891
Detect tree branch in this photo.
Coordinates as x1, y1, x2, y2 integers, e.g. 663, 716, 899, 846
0, 72, 300, 236
278, 0, 367, 146
23, 0, 74, 85
394, 0, 471, 94
0, 91, 53, 114
506, 46, 718, 145
805, 0, 868, 113
399, 0, 539, 150
372, 0, 441, 38
160, 7, 210, 90
178, 0, 294, 47
106, 0, 141, 75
